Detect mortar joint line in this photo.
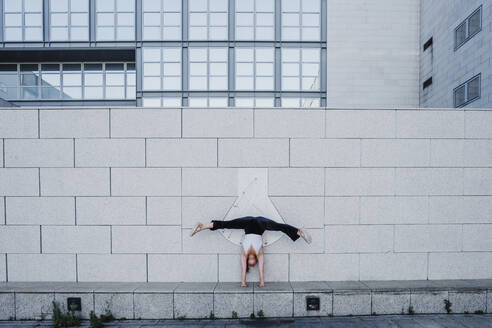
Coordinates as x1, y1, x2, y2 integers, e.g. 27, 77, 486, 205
37, 108, 40, 138
3, 196, 6, 225
109, 167, 112, 196
74, 197, 77, 225
108, 108, 111, 138
39, 225, 42, 253
38, 168, 41, 196
2, 138, 5, 167
75, 254, 78, 282
4, 254, 7, 282
73, 138, 76, 167
145, 196, 147, 225
144, 138, 147, 167
110, 225, 112, 254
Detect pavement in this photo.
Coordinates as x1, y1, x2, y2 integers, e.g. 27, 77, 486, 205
1, 314, 492, 327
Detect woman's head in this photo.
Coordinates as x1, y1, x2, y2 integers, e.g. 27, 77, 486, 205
246, 253, 257, 272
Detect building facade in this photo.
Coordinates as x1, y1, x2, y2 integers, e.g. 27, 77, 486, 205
420, 0, 491, 108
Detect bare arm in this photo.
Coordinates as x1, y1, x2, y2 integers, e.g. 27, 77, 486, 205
258, 249, 266, 287
240, 251, 247, 287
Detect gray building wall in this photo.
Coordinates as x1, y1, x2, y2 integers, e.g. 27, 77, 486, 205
1, 107, 492, 283
420, 0, 492, 108
326, 0, 420, 108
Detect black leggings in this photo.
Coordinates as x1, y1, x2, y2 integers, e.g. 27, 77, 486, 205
211, 216, 300, 241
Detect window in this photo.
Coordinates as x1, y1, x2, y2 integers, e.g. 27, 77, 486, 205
282, 48, 320, 91
189, 47, 228, 90
454, 74, 480, 108
188, 96, 228, 107
281, 0, 320, 41
282, 97, 320, 107
235, 0, 274, 40
423, 77, 432, 90
3, 0, 43, 41
142, 0, 181, 40
236, 47, 274, 91
96, 0, 135, 41
455, 6, 482, 50
0, 64, 18, 99
142, 47, 182, 91
142, 96, 181, 107
189, 0, 228, 40
0, 62, 136, 100
235, 97, 274, 107
423, 37, 433, 51
50, 0, 89, 41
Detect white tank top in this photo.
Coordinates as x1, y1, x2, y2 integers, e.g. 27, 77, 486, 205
242, 233, 263, 254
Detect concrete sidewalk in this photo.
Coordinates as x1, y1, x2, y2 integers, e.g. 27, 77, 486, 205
1, 314, 492, 327
0, 279, 491, 320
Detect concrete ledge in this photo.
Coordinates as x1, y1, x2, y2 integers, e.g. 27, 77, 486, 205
0, 279, 491, 320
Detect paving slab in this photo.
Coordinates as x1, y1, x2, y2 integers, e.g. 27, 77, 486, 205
326, 280, 371, 291
134, 282, 179, 293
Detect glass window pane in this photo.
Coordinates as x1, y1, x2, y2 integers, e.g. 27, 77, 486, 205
25, 0, 43, 12
71, 13, 88, 25
4, 0, 22, 12
189, 0, 206, 11
282, 0, 299, 12
5, 14, 22, 26
236, 0, 253, 12
454, 85, 465, 107
97, 13, 114, 26
51, 0, 69, 12
209, 0, 227, 11
51, 13, 68, 26
467, 77, 480, 100
116, 0, 134, 11
143, 0, 160, 11
256, 0, 274, 12
96, 0, 114, 11
143, 97, 161, 107
455, 23, 466, 46
163, 0, 180, 11
468, 10, 481, 35
70, 0, 89, 12
4, 27, 22, 41
162, 97, 180, 106
303, 0, 319, 12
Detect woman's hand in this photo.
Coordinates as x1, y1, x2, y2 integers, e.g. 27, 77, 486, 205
240, 282, 248, 287
258, 282, 266, 287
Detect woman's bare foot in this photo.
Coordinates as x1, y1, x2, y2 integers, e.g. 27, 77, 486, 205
258, 282, 266, 287
240, 282, 248, 287
190, 222, 204, 237
297, 228, 312, 244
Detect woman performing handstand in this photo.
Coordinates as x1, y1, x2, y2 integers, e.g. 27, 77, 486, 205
190, 216, 312, 287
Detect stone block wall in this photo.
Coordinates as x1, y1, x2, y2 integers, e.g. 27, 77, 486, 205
1, 107, 492, 282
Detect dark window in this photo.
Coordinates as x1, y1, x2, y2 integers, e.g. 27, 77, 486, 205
423, 37, 433, 51
455, 6, 482, 50
423, 77, 432, 90
454, 74, 481, 108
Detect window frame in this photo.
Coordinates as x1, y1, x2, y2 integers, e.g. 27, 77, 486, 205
453, 73, 481, 108
454, 5, 482, 51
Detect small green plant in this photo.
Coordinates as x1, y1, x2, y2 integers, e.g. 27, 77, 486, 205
231, 311, 238, 319
444, 299, 452, 314
372, 311, 377, 316
8, 316, 14, 321
257, 310, 265, 319
177, 315, 186, 320
249, 312, 255, 319
464, 311, 469, 314
208, 311, 215, 320
52, 301, 81, 327
408, 305, 414, 315
99, 299, 115, 323
474, 310, 484, 315
89, 311, 103, 328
